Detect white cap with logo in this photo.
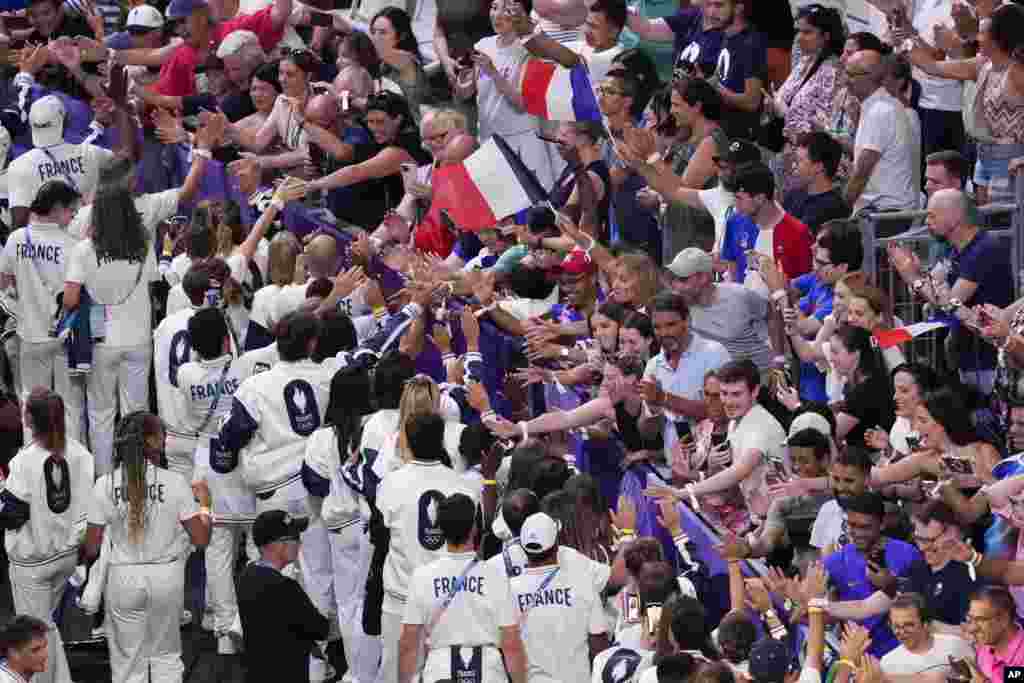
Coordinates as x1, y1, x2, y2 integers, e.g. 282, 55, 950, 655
29, 95, 66, 148
126, 4, 165, 29
667, 247, 714, 279
520, 512, 560, 555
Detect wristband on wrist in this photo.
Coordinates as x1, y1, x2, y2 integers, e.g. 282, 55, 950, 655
518, 420, 529, 440
479, 409, 496, 421
270, 198, 285, 211
645, 151, 662, 165
482, 479, 497, 486
771, 289, 788, 303
441, 352, 456, 363
837, 660, 858, 672
192, 147, 213, 160
372, 305, 387, 319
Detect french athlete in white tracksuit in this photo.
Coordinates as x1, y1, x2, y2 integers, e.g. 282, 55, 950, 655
87, 416, 211, 683
1, 434, 94, 683
401, 495, 525, 683
177, 307, 252, 652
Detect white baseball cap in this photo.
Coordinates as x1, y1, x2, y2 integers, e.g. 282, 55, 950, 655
126, 4, 164, 30
520, 513, 559, 555
29, 96, 65, 148
667, 247, 713, 279
787, 411, 833, 441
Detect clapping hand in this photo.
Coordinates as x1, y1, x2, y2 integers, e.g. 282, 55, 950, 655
609, 495, 638, 535
153, 108, 187, 145
840, 622, 872, 666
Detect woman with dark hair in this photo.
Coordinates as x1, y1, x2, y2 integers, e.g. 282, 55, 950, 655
370, 7, 434, 125
864, 362, 942, 459
770, 4, 845, 193
223, 48, 324, 174
0, 389, 93, 683
85, 411, 211, 683
236, 61, 283, 133
909, 3, 1024, 204
333, 31, 379, 100
872, 388, 1001, 493
540, 484, 613, 565
304, 91, 432, 229
619, 311, 657, 361
62, 163, 158, 476
829, 324, 895, 448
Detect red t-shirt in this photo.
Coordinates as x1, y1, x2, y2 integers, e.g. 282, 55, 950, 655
772, 212, 813, 280
154, 7, 285, 97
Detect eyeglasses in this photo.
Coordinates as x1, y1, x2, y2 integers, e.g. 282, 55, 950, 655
814, 257, 833, 269
598, 86, 627, 97
964, 613, 999, 627
912, 532, 944, 548
846, 70, 872, 79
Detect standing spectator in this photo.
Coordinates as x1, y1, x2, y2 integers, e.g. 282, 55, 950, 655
713, 1, 766, 139
844, 49, 919, 212
824, 31, 887, 180
0, 617, 50, 683
454, 0, 558, 192
811, 446, 872, 555
371, 8, 435, 125
667, 247, 774, 370
829, 324, 896, 448
238, 510, 330, 683
625, 0, 730, 82
721, 162, 813, 295
903, 0, 966, 171
0, 389, 94, 683
639, 292, 732, 462
782, 132, 851, 236
888, 189, 1014, 395
909, 3, 1024, 205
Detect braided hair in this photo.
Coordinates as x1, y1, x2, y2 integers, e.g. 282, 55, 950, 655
112, 411, 165, 544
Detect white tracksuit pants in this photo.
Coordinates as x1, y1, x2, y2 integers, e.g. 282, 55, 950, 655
376, 611, 405, 683
9, 554, 76, 683
19, 339, 85, 444
104, 560, 186, 683
329, 523, 379, 683
204, 524, 255, 637
87, 343, 153, 477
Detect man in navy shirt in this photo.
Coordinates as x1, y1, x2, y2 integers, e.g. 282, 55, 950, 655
821, 493, 923, 658
783, 132, 852, 236
888, 188, 1014, 395
624, 0, 731, 78
713, 1, 767, 139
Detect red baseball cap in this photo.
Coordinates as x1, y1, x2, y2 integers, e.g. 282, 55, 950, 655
553, 249, 597, 275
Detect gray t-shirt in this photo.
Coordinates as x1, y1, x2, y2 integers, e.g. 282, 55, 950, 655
688, 283, 774, 369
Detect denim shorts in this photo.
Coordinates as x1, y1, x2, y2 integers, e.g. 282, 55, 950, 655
973, 142, 1024, 202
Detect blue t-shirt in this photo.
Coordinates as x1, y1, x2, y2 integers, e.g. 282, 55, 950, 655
720, 213, 760, 282
104, 31, 133, 50
664, 8, 724, 77
824, 540, 923, 658
793, 272, 832, 402
946, 231, 1014, 371
717, 27, 767, 95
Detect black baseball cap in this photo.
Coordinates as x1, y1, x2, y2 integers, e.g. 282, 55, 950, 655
719, 139, 762, 165
252, 510, 309, 546
749, 637, 791, 683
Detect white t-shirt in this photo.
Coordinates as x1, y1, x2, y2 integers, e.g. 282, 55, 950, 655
698, 185, 736, 254
403, 550, 518, 649
0, 222, 77, 342
890, 416, 917, 456
853, 88, 917, 212
68, 189, 181, 241
880, 634, 974, 676
512, 561, 608, 683
166, 253, 192, 288
565, 41, 625, 87
728, 403, 787, 518
911, 0, 962, 112
810, 498, 845, 550
7, 142, 114, 209
3, 439, 94, 564
271, 282, 309, 328
88, 462, 199, 565
65, 240, 159, 346
250, 283, 284, 331
378, 460, 480, 612
152, 307, 197, 432
264, 94, 308, 152
475, 36, 539, 140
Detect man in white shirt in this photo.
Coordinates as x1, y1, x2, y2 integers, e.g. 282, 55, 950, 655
7, 96, 115, 230
0, 180, 83, 440
399, 492, 527, 683
376, 413, 481, 683
881, 593, 973, 675
685, 359, 786, 524
511, 512, 610, 683
810, 447, 872, 555
844, 49, 918, 212
640, 292, 732, 463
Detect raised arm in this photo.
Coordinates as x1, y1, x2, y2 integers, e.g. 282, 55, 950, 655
307, 146, 416, 192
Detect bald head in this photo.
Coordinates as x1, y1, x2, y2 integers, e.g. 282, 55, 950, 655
305, 94, 339, 130
306, 234, 338, 279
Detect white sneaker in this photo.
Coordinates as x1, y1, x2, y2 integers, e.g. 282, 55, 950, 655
217, 634, 239, 655
181, 609, 193, 626
227, 613, 244, 641
310, 656, 333, 683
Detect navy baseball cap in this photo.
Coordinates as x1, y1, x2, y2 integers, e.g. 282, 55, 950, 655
166, 0, 209, 20
252, 510, 308, 547
749, 637, 790, 683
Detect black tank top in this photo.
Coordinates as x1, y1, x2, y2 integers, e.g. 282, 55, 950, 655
550, 159, 612, 242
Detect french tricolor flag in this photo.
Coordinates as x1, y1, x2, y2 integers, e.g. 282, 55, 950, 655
431, 134, 548, 231
873, 321, 950, 349
520, 60, 601, 122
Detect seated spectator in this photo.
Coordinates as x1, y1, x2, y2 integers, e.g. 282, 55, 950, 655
370, 8, 435, 126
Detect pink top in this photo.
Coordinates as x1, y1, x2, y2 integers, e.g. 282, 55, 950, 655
977, 626, 1024, 682
776, 55, 840, 141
